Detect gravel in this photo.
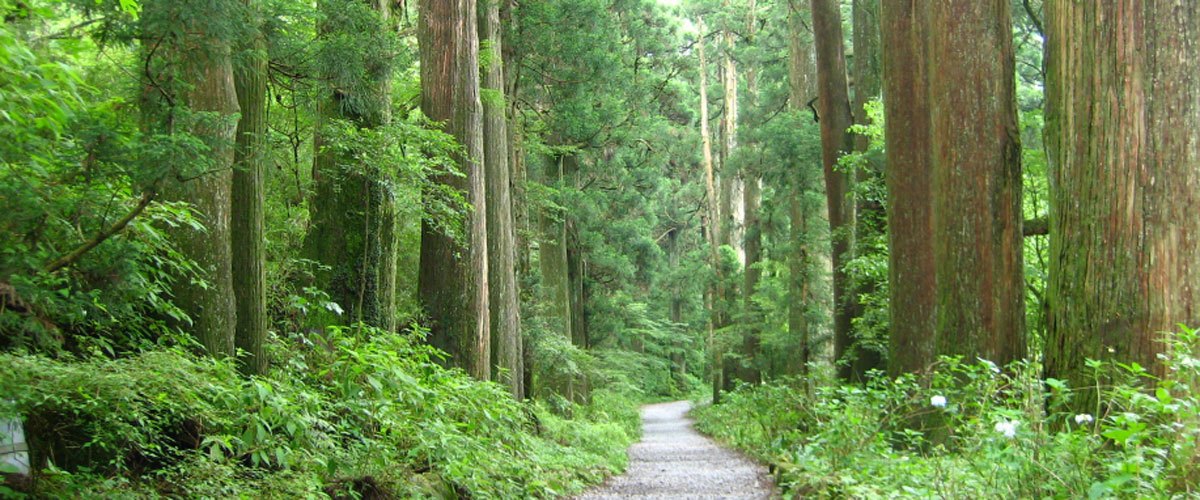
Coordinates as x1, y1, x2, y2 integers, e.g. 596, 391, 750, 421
575, 400, 777, 500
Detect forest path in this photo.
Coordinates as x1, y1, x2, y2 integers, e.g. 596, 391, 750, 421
575, 400, 777, 499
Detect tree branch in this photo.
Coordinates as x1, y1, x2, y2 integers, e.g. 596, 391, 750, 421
44, 190, 157, 274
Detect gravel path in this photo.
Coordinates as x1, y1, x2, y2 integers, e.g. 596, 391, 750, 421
576, 400, 777, 500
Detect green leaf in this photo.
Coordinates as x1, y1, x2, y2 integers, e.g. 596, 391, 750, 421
1155, 387, 1172, 404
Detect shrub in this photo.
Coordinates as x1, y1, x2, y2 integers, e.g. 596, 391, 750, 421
693, 329, 1200, 498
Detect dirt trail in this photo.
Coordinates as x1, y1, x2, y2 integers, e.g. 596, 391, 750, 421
576, 400, 776, 499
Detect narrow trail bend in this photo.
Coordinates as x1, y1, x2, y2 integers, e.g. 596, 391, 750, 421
576, 400, 777, 500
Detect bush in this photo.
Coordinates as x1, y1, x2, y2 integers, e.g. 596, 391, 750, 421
0, 325, 640, 498
693, 330, 1200, 498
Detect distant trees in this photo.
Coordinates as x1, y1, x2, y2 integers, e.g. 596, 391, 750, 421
1044, 1, 1200, 406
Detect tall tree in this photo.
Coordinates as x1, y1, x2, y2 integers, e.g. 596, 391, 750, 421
419, 0, 491, 379
848, 0, 884, 378
232, 0, 269, 375
305, 0, 398, 331
786, 0, 825, 379
717, 0, 743, 392
141, 0, 240, 357
1044, 2, 1200, 402
880, 0, 935, 376
809, 0, 857, 380
719, 0, 744, 268
738, 0, 763, 386
479, 0, 523, 398
929, 0, 1024, 365
696, 15, 724, 402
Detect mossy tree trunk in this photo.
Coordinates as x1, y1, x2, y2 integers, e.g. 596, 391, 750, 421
232, 0, 269, 375
305, 0, 397, 332
419, 0, 491, 380
809, 0, 857, 380
929, 0, 1025, 365
880, 0, 935, 376
141, 0, 240, 358
479, 0, 523, 399
1044, 1, 1200, 408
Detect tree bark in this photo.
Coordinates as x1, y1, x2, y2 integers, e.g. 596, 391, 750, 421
1044, 1, 1200, 404
479, 0, 522, 399
880, 0, 935, 376
141, 0, 240, 358
233, 0, 269, 375
929, 0, 1025, 366
419, 0, 491, 380
306, 0, 397, 332
809, 0, 857, 380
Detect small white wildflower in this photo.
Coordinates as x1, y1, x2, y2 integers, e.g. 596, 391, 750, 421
994, 420, 1019, 438
930, 395, 947, 408
1074, 413, 1094, 425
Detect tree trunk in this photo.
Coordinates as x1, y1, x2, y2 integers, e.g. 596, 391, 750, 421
737, 0, 762, 386
1044, 1, 1200, 406
567, 221, 587, 350
538, 154, 572, 345
787, 0, 818, 379
479, 0, 523, 399
929, 0, 1025, 366
809, 0, 857, 380
306, 0, 397, 332
696, 16, 723, 403
419, 0, 491, 380
719, 0, 744, 268
880, 0, 935, 376
141, 0, 239, 358
232, 0, 269, 375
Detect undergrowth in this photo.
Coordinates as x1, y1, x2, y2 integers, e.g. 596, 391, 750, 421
693, 328, 1200, 499
0, 325, 640, 498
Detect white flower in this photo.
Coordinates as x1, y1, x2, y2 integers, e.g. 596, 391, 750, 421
1074, 413, 1094, 425
930, 395, 947, 408
994, 420, 1019, 438
325, 301, 344, 316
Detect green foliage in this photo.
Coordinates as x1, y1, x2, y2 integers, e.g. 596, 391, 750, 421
694, 329, 1200, 498
839, 98, 889, 369
0, 325, 639, 497
0, 6, 211, 354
